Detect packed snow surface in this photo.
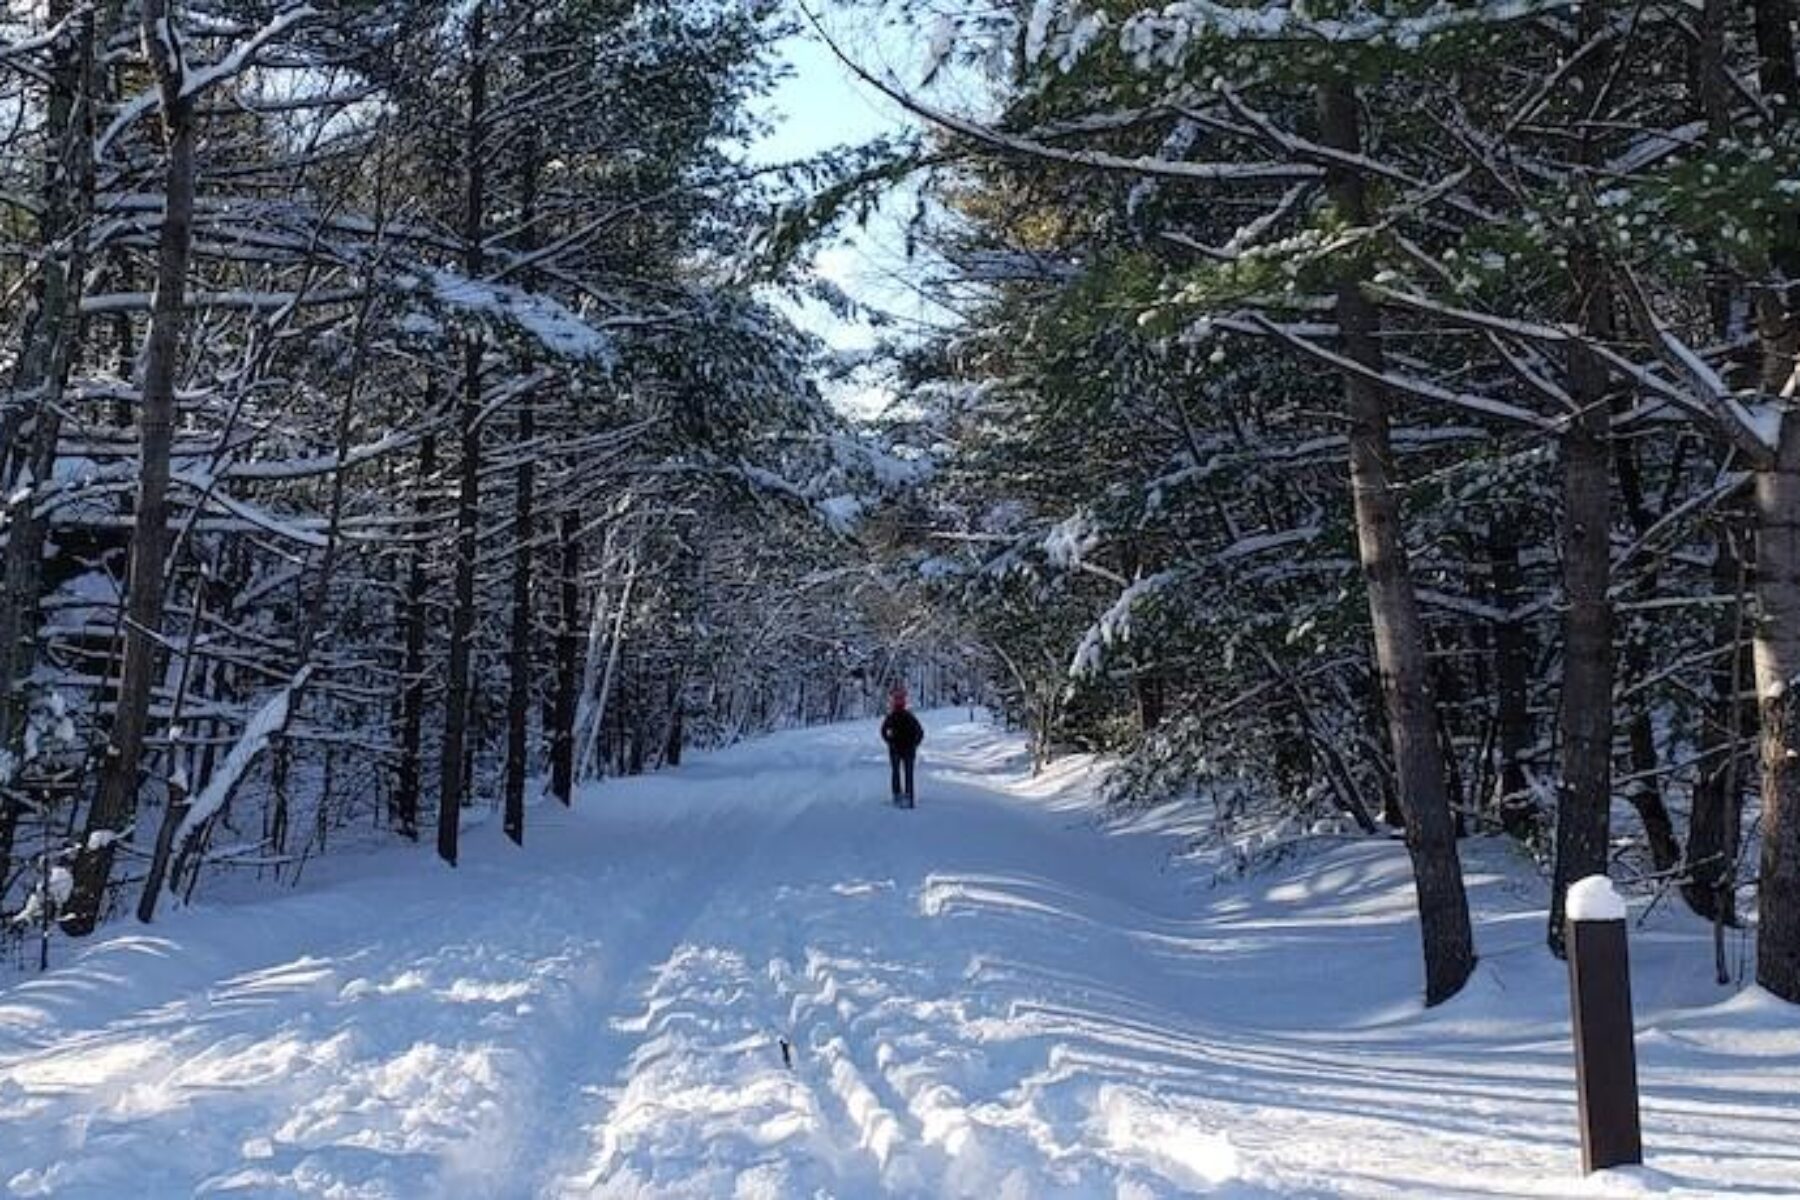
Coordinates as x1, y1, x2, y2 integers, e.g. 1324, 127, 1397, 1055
2, 715, 1795, 1197
1567, 875, 1629, 923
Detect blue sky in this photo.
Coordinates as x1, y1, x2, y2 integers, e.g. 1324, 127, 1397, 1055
755, 30, 904, 167
751, 22, 957, 367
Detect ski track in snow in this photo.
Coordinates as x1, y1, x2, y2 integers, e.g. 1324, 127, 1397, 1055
2, 715, 1797, 1198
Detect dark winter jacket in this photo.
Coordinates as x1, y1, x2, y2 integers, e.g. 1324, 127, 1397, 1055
881, 709, 924, 756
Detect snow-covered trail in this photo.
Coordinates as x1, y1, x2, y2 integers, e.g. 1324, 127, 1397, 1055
2, 715, 1796, 1198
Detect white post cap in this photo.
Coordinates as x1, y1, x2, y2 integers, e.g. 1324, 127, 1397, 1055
1566, 874, 1627, 922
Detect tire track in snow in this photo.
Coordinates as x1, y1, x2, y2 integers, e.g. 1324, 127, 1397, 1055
539, 768, 861, 1196
528, 807, 760, 1196
756, 785, 1077, 1199
768, 822, 925, 1192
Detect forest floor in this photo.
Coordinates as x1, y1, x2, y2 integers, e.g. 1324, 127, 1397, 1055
1, 714, 1796, 1198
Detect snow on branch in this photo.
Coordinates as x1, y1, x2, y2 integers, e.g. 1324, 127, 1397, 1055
1058, 527, 1314, 676
172, 667, 313, 850
1367, 283, 1775, 453
97, 89, 161, 159
1605, 120, 1707, 176
1071, 571, 1179, 678
1044, 512, 1100, 568
1111, 0, 1576, 65
400, 268, 619, 368
1247, 314, 1555, 430
178, 4, 317, 100
1162, 182, 1314, 261
914, 97, 1319, 185
101, 5, 318, 155
799, 10, 1320, 187
222, 428, 423, 483
1614, 269, 1779, 463
170, 472, 328, 548
82, 288, 363, 315
1216, 524, 1320, 562
0, 4, 92, 75
1204, 86, 1494, 223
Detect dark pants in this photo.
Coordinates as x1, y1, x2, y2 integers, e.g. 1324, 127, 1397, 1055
889, 750, 916, 802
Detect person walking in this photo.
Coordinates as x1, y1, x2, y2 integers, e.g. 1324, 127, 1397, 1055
880, 685, 924, 808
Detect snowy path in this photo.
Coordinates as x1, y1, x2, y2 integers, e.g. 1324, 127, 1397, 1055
2, 716, 1797, 1198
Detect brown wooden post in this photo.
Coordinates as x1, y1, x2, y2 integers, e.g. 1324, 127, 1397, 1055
1565, 876, 1643, 1173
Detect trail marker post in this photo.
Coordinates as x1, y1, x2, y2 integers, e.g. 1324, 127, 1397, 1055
1564, 874, 1643, 1173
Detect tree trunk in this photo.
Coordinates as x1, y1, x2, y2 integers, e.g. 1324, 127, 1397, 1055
67, 4, 197, 935
1613, 438, 1682, 877
1431, 628, 1469, 837
1754, 419, 1800, 1002
1135, 672, 1165, 733
0, 0, 93, 728
1547, 0, 1620, 955
578, 555, 636, 781
550, 513, 580, 804
1686, 522, 1747, 924
0, 1, 96, 878
437, 1, 488, 868
261, 300, 370, 877
1549, 337, 1615, 953
438, 345, 480, 867
503, 385, 533, 847
665, 705, 684, 768
1750, 0, 1800, 1003
395, 428, 437, 839
1752, 0, 1797, 119
135, 578, 212, 923
1318, 77, 1474, 1005
1488, 520, 1538, 840
1256, 644, 1378, 834
1681, 10, 1744, 927
502, 146, 540, 847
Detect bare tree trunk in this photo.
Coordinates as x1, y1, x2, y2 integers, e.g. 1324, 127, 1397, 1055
1613, 439, 1682, 876
135, 579, 211, 922
502, 385, 533, 846
1255, 644, 1378, 834
1546, 0, 1620, 955
1549, 337, 1615, 953
1621, 699, 1680, 871
0, 1, 97, 879
1134, 672, 1165, 733
664, 697, 685, 768
550, 512, 580, 804
1680, 0, 1746, 933
578, 554, 636, 781
0, 0, 94, 727
572, 529, 613, 776
67, 2, 197, 934
1755, 421, 1800, 1002
502, 146, 540, 847
1319, 78, 1474, 1005
1488, 520, 1538, 841
1750, 0, 1800, 1003
437, 1, 488, 868
395, 427, 437, 839
1752, 0, 1797, 126
1687, 522, 1747, 925
1430, 628, 1469, 836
